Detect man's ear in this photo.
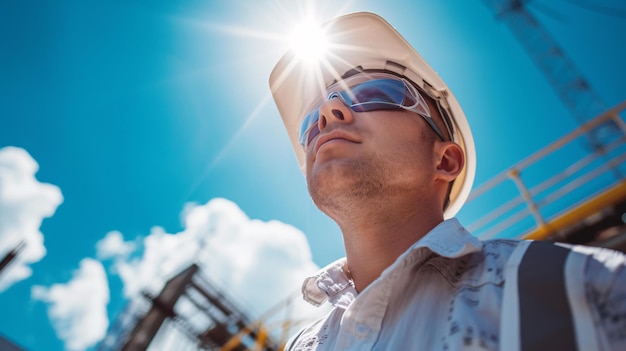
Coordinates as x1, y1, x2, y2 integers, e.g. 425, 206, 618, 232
435, 142, 464, 182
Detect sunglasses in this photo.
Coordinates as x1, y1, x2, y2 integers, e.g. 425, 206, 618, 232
298, 73, 449, 148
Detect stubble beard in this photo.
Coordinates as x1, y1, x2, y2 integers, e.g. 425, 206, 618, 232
307, 156, 400, 220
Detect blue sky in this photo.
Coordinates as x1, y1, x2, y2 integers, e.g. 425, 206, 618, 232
1, 0, 625, 350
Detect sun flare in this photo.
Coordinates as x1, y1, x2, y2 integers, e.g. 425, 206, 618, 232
288, 18, 329, 63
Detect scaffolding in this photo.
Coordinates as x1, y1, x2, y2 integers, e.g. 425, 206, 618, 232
97, 264, 282, 351
463, 101, 626, 250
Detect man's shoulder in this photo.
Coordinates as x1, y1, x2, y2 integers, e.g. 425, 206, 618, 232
423, 238, 522, 287
491, 240, 626, 350
480, 238, 523, 253
461, 237, 523, 270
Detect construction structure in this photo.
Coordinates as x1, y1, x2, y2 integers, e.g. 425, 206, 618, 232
0, 243, 29, 351
474, 0, 626, 250
97, 264, 285, 351
0, 241, 25, 277
463, 101, 626, 250
0, 334, 27, 351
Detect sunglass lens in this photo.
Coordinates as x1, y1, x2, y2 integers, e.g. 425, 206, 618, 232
306, 124, 320, 146
350, 79, 405, 105
299, 110, 320, 146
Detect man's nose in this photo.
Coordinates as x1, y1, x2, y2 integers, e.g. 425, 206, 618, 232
317, 97, 355, 132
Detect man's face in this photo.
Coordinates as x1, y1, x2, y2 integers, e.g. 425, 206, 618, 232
303, 80, 443, 215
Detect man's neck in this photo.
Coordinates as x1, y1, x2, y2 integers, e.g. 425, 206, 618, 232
333, 200, 444, 292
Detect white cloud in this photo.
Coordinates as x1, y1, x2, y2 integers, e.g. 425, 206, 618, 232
112, 198, 326, 343
96, 230, 135, 260
37, 198, 325, 349
0, 146, 63, 291
32, 258, 110, 351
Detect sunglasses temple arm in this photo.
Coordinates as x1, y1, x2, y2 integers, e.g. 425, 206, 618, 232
436, 100, 454, 141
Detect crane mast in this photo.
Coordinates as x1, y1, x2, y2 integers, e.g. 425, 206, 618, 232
481, 0, 613, 143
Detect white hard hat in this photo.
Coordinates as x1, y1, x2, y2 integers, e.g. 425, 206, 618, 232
269, 12, 476, 218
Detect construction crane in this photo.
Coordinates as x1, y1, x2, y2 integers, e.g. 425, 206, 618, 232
480, 0, 613, 138
471, 0, 626, 248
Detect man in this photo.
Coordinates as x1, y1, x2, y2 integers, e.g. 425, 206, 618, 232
269, 12, 625, 350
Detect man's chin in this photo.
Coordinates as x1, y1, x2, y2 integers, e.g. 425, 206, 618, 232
308, 161, 388, 209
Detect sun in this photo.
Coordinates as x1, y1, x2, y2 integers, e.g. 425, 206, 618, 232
288, 18, 329, 64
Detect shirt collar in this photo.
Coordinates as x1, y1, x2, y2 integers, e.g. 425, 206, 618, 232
302, 218, 483, 307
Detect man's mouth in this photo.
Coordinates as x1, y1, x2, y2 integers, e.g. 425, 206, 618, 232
314, 131, 360, 155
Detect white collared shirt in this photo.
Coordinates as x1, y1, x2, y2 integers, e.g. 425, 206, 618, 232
287, 219, 626, 350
